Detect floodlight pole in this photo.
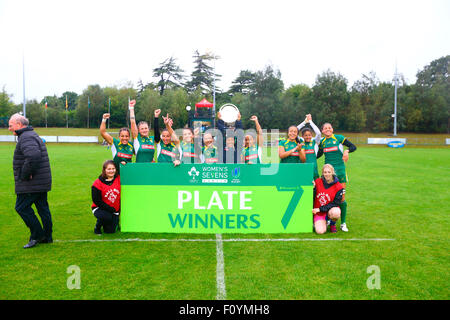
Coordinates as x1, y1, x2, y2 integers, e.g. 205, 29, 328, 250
393, 65, 398, 137
22, 54, 26, 118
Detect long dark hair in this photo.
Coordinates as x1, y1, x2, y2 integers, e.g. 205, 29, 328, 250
101, 160, 118, 179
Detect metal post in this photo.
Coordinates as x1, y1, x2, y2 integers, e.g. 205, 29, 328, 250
22, 54, 26, 118
393, 65, 398, 137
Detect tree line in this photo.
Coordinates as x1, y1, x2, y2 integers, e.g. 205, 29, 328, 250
0, 53, 448, 133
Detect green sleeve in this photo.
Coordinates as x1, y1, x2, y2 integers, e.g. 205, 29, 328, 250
336, 134, 346, 144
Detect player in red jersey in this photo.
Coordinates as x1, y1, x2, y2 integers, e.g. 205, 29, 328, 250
91, 160, 121, 234
312, 164, 344, 234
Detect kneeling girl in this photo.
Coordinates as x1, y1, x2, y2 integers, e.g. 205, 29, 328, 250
312, 164, 344, 234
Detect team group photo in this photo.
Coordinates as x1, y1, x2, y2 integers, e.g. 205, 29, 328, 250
0, 0, 449, 307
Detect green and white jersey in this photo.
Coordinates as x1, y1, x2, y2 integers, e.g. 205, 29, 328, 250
180, 141, 200, 164
279, 138, 300, 163
111, 137, 134, 167
319, 134, 347, 168
242, 145, 262, 164
134, 134, 155, 163
156, 142, 179, 163
301, 140, 319, 179
202, 145, 219, 164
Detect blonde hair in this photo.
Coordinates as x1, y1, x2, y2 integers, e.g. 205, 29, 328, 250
322, 163, 336, 176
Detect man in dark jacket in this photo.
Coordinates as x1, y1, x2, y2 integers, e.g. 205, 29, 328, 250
8, 113, 53, 249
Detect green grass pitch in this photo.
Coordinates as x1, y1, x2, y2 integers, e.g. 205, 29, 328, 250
0, 142, 449, 300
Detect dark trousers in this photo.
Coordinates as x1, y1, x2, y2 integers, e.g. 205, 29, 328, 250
15, 192, 53, 241
93, 208, 119, 233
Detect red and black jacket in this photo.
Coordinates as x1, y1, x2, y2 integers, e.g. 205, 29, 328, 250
91, 175, 121, 213
313, 176, 344, 212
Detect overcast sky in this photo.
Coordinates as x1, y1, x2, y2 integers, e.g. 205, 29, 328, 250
0, 0, 449, 104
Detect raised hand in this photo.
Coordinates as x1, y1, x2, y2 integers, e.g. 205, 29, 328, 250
102, 113, 110, 120
129, 99, 136, 109
250, 115, 258, 122
154, 109, 161, 118
306, 114, 312, 122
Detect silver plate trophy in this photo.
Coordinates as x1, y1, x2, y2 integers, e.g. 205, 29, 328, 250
219, 103, 239, 125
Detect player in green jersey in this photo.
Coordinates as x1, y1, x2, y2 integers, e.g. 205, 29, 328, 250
242, 115, 263, 164
319, 122, 357, 232
179, 127, 202, 164
298, 114, 321, 179
100, 113, 134, 172
201, 132, 219, 164
278, 126, 303, 163
155, 114, 181, 166
129, 99, 160, 163
167, 126, 202, 164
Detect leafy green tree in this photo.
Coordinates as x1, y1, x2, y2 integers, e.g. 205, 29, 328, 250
246, 66, 284, 129
281, 84, 312, 129
47, 106, 65, 127
310, 70, 350, 130
0, 87, 16, 118
58, 91, 78, 111
229, 70, 256, 95
415, 55, 449, 132
344, 93, 366, 132
75, 85, 106, 128
102, 86, 136, 128
135, 88, 161, 129
158, 88, 190, 129
186, 50, 221, 94
25, 99, 45, 127
41, 95, 61, 109
153, 57, 185, 96
416, 55, 449, 88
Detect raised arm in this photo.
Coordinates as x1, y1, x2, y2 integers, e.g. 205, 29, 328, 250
129, 100, 138, 139
250, 115, 263, 147
100, 113, 114, 145
305, 114, 322, 143
162, 114, 179, 146
154, 109, 161, 143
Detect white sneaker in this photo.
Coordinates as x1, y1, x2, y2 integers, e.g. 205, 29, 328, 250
340, 223, 349, 232
327, 220, 331, 227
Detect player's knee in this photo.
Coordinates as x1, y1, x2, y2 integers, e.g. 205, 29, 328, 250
328, 207, 341, 220
314, 223, 326, 234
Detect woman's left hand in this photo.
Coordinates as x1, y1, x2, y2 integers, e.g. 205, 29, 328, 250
173, 160, 181, 167
342, 150, 349, 162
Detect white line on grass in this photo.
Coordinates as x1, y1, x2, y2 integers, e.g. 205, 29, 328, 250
215, 234, 227, 300
55, 238, 395, 243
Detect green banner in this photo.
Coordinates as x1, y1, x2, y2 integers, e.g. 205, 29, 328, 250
121, 163, 314, 233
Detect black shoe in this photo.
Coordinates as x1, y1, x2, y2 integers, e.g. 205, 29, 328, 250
23, 239, 39, 249
40, 237, 53, 244
94, 227, 102, 235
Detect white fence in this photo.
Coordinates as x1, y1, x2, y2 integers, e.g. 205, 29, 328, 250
367, 138, 407, 145
0, 135, 98, 143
